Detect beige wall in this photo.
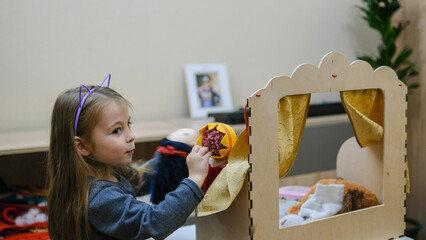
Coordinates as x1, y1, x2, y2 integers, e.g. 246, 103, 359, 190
403, 1, 426, 239
1, 0, 425, 238
0, 0, 378, 133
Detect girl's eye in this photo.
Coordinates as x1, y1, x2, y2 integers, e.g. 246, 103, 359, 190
128, 122, 132, 128
112, 128, 121, 134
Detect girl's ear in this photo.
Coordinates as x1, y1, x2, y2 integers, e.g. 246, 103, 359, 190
74, 136, 91, 156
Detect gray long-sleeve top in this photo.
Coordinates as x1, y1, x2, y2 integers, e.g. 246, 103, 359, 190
82, 176, 203, 240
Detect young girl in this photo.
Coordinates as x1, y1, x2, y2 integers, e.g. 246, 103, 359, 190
47, 75, 211, 240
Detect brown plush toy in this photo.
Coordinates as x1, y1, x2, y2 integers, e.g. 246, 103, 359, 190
287, 178, 380, 215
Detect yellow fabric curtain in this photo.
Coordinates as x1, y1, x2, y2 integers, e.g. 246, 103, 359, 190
197, 128, 251, 216
340, 89, 411, 191
277, 94, 311, 178
340, 89, 384, 147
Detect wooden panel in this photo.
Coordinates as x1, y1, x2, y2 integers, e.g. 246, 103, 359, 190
196, 52, 407, 239
195, 176, 250, 240
336, 137, 383, 203
0, 152, 48, 188
133, 141, 160, 161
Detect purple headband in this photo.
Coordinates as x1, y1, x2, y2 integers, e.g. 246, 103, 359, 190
74, 74, 111, 136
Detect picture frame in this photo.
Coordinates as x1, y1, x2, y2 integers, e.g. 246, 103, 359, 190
185, 63, 233, 118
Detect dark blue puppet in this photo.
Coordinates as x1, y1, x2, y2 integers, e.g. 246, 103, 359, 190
136, 128, 198, 204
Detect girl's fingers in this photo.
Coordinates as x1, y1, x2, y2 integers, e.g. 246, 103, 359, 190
198, 146, 210, 156
192, 145, 201, 152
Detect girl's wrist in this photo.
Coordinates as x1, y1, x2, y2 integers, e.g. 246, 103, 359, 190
188, 175, 204, 188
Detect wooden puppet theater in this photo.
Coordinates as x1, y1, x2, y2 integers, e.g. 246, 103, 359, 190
195, 52, 407, 240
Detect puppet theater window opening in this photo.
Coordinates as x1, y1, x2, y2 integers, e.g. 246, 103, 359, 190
276, 89, 385, 229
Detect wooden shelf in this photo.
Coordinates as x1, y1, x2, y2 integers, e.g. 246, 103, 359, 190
0, 115, 347, 156
0, 129, 50, 156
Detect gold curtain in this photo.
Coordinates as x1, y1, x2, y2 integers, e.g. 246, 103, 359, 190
340, 89, 384, 147
277, 94, 311, 178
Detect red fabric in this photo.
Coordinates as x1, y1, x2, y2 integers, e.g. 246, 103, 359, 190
156, 146, 189, 158
202, 162, 228, 194
1, 207, 23, 224
0, 221, 47, 233
0, 204, 47, 233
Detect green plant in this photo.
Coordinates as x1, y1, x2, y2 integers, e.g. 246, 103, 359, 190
358, 0, 419, 91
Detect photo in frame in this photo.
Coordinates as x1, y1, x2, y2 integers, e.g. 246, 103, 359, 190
185, 64, 233, 118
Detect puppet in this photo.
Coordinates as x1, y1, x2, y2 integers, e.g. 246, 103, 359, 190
136, 128, 198, 204
196, 122, 237, 193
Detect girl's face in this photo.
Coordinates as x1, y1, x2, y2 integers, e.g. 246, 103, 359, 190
87, 100, 135, 167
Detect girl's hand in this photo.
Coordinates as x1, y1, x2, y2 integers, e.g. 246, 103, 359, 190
186, 145, 211, 188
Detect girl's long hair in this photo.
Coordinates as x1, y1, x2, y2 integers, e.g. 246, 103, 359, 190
47, 86, 138, 240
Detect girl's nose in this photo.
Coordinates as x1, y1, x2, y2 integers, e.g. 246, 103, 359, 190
127, 130, 135, 143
